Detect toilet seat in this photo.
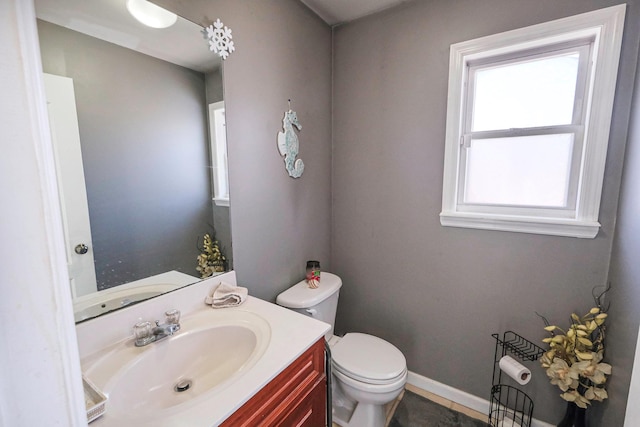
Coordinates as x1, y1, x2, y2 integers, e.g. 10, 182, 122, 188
331, 333, 406, 385
333, 363, 407, 386
333, 366, 408, 394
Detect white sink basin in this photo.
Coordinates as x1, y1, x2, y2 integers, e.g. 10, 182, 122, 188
83, 310, 271, 422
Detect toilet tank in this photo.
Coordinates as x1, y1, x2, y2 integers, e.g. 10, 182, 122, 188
276, 272, 342, 339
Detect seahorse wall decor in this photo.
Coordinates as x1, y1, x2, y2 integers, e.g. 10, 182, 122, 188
277, 106, 304, 178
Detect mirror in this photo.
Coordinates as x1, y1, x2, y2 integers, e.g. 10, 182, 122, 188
34, 0, 232, 323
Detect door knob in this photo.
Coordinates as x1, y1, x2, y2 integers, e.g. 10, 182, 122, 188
74, 244, 89, 254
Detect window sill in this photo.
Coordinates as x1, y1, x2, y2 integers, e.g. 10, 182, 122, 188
439, 211, 599, 238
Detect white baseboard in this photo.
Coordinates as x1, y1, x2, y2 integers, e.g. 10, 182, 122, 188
407, 371, 554, 427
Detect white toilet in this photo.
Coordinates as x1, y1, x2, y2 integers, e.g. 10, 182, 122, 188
276, 272, 407, 427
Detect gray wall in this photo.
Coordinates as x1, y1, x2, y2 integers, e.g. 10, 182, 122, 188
205, 68, 224, 104
38, 21, 214, 289
332, 1, 640, 424
603, 47, 640, 425
156, 0, 333, 300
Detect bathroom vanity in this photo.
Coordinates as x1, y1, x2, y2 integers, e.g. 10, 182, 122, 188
76, 271, 330, 426
220, 338, 326, 426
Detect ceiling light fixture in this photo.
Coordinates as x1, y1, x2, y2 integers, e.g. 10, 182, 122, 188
126, 0, 178, 29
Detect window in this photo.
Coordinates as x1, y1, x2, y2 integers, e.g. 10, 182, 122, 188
208, 101, 229, 207
440, 5, 625, 238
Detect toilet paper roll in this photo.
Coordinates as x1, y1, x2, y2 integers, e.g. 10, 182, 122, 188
499, 355, 531, 385
498, 416, 522, 427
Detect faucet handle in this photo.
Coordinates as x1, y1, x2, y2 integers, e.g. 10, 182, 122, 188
133, 321, 153, 346
165, 309, 180, 325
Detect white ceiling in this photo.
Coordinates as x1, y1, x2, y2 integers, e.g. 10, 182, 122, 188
301, 0, 410, 26
34, 0, 221, 73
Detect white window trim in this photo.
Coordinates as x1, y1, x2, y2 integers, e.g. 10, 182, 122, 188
208, 101, 230, 207
440, 4, 626, 238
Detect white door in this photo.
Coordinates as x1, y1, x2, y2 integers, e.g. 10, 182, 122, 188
43, 73, 98, 298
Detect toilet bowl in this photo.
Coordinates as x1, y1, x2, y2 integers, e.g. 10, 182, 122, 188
330, 332, 407, 427
276, 273, 408, 427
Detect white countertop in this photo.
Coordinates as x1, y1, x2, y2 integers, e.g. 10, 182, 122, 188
77, 272, 330, 426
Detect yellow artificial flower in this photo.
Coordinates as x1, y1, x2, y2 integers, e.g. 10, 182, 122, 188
572, 351, 612, 385
561, 389, 591, 409
540, 306, 611, 406
546, 358, 579, 392
584, 386, 608, 402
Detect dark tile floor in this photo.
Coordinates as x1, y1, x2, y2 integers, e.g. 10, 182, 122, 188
389, 390, 490, 427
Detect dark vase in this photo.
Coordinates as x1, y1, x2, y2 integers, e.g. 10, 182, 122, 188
558, 402, 586, 427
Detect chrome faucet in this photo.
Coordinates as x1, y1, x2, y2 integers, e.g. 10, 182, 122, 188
133, 309, 181, 347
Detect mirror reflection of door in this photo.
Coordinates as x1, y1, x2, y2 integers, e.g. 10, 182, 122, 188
43, 73, 98, 298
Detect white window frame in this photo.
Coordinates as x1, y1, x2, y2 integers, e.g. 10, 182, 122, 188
208, 101, 230, 207
440, 5, 626, 238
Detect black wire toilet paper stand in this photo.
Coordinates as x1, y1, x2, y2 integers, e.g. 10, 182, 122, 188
488, 331, 544, 427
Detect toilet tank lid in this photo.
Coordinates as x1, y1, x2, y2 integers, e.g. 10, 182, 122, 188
276, 272, 342, 309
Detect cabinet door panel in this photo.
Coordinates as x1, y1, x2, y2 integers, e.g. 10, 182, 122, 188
220, 338, 326, 427
274, 375, 326, 427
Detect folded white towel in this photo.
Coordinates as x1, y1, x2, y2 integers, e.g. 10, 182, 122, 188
205, 282, 248, 308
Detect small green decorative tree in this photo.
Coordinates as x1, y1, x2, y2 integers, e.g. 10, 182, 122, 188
196, 233, 227, 278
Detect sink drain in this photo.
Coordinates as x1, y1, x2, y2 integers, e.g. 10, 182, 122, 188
174, 379, 192, 392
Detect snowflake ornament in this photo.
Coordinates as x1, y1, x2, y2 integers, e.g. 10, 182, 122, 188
205, 19, 235, 60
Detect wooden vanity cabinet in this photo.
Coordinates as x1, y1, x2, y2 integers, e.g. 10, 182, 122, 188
220, 338, 326, 427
